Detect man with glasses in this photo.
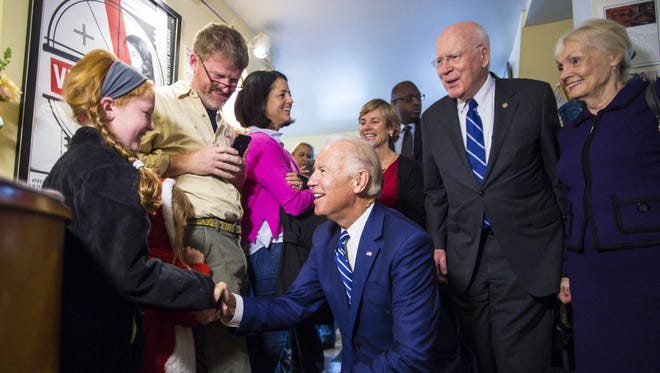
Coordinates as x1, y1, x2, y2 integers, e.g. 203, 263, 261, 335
139, 23, 251, 373
390, 81, 424, 165
422, 21, 564, 372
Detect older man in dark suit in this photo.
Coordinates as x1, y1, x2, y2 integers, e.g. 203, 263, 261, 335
217, 136, 444, 372
422, 21, 564, 373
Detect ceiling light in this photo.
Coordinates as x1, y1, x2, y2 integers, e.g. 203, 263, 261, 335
252, 32, 271, 59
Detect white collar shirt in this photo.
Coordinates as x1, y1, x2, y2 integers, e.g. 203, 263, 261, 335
343, 202, 374, 269
456, 74, 495, 162
393, 122, 416, 154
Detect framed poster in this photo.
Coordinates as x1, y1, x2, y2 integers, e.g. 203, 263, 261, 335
15, 0, 181, 187
594, 0, 660, 68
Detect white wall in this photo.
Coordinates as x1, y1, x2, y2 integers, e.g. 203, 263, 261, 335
572, 0, 593, 25
281, 129, 359, 157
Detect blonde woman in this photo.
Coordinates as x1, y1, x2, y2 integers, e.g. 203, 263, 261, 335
358, 99, 425, 227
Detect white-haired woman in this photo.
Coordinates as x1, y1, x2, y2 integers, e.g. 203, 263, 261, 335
555, 18, 660, 371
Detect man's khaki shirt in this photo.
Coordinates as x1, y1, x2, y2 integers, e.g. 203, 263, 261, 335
139, 80, 242, 221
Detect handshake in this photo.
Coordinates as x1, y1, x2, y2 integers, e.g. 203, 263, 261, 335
193, 282, 237, 325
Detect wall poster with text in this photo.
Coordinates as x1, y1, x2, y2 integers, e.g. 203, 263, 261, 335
16, 0, 181, 188
596, 0, 660, 69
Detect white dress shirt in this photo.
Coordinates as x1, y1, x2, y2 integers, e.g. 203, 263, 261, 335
456, 74, 495, 162
226, 202, 376, 326
343, 202, 374, 268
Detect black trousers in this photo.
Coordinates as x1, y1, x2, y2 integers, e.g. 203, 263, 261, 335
454, 232, 555, 373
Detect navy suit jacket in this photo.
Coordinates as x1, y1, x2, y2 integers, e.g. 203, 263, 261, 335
239, 201, 440, 372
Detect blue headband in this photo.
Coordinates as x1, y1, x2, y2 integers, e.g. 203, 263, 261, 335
100, 61, 147, 99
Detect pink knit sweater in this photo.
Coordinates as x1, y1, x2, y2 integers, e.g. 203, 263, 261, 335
241, 131, 314, 245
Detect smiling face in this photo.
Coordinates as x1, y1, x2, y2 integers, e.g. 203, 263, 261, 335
190, 51, 242, 111
307, 143, 359, 226
265, 78, 293, 130
556, 39, 620, 106
359, 108, 393, 150
435, 23, 490, 101
292, 144, 313, 169
106, 89, 155, 152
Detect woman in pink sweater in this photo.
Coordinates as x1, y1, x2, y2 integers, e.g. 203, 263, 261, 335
234, 70, 315, 372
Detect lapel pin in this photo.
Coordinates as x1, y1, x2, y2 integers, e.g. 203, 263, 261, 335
502, 102, 509, 108
366, 251, 373, 256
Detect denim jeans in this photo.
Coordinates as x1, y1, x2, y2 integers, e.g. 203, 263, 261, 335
316, 322, 336, 347
247, 242, 288, 372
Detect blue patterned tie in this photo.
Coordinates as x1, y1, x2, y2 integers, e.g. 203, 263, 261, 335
466, 99, 490, 228
466, 99, 486, 183
335, 230, 352, 304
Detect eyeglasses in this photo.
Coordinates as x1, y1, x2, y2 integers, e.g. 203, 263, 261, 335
199, 58, 241, 90
392, 94, 425, 103
431, 54, 463, 68
431, 46, 483, 68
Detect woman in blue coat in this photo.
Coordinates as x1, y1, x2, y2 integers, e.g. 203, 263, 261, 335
554, 19, 660, 371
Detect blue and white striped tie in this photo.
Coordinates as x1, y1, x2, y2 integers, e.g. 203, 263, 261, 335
466, 99, 490, 228
466, 98, 486, 183
335, 230, 352, 304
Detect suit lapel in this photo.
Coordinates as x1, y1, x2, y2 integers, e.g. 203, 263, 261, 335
484, 78, 517, 184
440, 98, 481, 187
348, 203, 383, 334
325, 227, 350, 324
414, 120, 423, 160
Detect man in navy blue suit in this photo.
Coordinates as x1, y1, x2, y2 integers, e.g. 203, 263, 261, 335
217, 135, 442, 372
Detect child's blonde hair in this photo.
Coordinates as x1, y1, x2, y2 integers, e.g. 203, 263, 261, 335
170, 185, 195, 267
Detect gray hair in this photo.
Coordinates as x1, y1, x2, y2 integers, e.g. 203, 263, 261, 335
322, 135, 382, 197
555, 18, 633, 81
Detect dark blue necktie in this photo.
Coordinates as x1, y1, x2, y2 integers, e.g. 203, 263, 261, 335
335, 230, 352, 304
466, 99, 486, 183
466, 99, 490, 228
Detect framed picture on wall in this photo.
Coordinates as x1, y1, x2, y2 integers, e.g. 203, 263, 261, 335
15, 0, 181, 187
594, 0, 660, 68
